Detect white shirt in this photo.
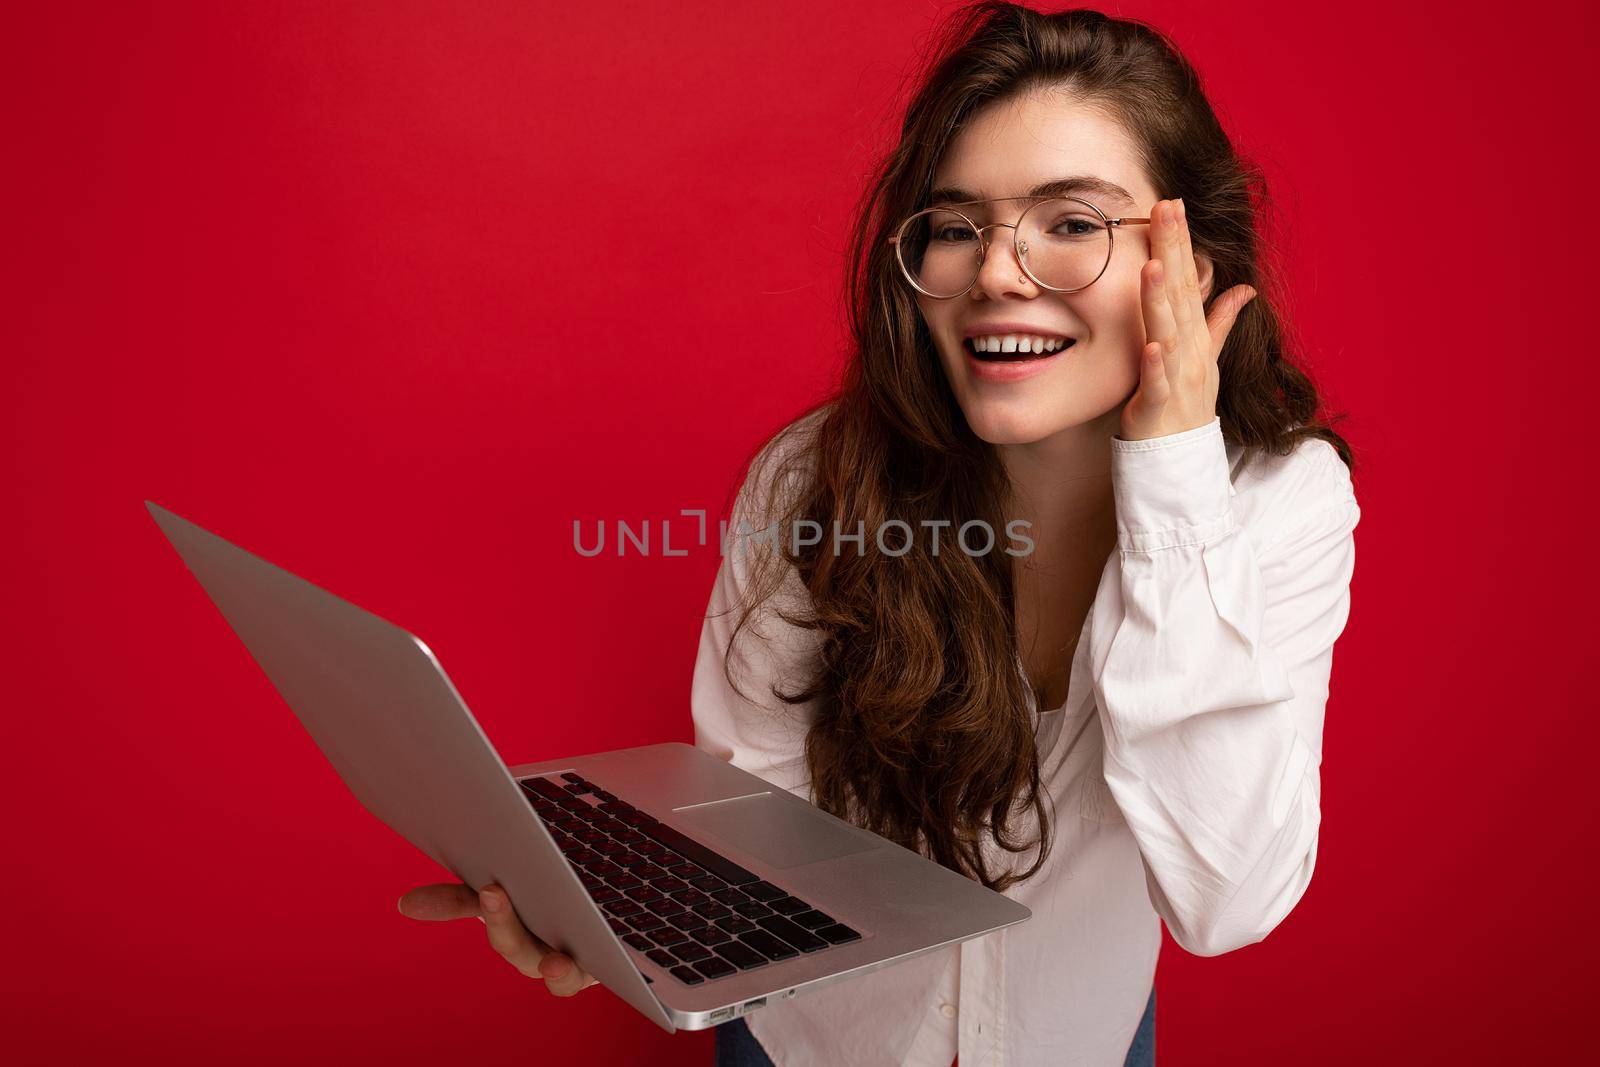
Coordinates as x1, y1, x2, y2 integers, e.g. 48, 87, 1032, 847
690, 414, 1360, 1067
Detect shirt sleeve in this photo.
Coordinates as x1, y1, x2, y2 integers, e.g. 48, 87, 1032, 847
689, 445, 823, 801
1087, 416, 1360, 957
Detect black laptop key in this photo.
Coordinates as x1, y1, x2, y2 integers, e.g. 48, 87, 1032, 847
598, 800, 636, 816
564, 781, 592, 795
669, 965, 704, 986
768, 896, 809, 915
604, 899, 644, 918
522, 777, 568, 801
645, 898, 685, 917
741, 881, 785, 902
589, 861, 623, 880
714, 915, 758, 935
648, 876, 687, 894
739, 930, 798, 961
791, 909, 834, 930
560, 772, 587, 784
593, 817, 629, 835
634, 821, 759, 886
733, 900, 772, 920
646, 948, 677, 968
713, 940, 768, 970
608, 873, 642, 891
616, 829, 647, 846
622, 933, 654, 951
670, 942, 712, 963
671, 889, 708, 907
590, 886, 622, 905
606, 917, 630, 935
692, 925, 733, 946
689, 874, 726, 893
619, 810, 659, 827
754, 915, 827, 952
691, 901, 732, 920
652, 927, 689, 947
594, 790, 618, 803
710, 888, 746, 906
693, 956, 738, 981
814, 923, 861, 945
668, 862, 702, 878
667, 911, 707, 931
596, 840, 629, 857
631, 914, 667, 932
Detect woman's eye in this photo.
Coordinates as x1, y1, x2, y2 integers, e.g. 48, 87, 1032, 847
934, 225, 976, 242
1053, 218, 1100, 236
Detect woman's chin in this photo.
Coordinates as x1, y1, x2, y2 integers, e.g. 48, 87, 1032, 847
960, 401, 1068, 445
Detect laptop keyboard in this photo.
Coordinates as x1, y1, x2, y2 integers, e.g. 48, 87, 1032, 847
518, 772, 861, 987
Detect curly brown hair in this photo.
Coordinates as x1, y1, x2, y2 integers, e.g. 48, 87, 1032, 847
724, 2, 1352, 892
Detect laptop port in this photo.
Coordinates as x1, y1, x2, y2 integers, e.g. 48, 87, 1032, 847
742, 997, 767, 1013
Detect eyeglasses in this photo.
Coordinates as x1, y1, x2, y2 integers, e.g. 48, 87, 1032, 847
887, 196, 1152, 298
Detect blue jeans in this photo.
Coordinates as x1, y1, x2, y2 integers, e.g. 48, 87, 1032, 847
714, 987, 1156, 1065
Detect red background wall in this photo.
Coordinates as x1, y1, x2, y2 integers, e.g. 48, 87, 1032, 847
6, 1, 1596, 1062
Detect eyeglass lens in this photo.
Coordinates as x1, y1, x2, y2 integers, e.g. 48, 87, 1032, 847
896, 198, 1112, 297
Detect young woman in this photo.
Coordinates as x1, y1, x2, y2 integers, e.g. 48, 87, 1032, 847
400, 5, 1360, 1065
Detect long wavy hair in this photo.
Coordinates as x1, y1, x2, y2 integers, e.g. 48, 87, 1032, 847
724, 2, 1352, 892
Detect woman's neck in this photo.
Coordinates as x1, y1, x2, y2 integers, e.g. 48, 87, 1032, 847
998, 407, 1120, 538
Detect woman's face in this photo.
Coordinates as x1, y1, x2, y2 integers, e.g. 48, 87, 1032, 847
917, 89, 1206, 445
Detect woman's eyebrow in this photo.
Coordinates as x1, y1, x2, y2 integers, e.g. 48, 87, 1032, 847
929, 175, 1138, 208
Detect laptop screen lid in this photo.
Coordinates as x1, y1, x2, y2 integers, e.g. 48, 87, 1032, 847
144, 500, 673, 1031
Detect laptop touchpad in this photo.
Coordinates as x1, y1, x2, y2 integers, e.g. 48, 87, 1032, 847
676, 793, 877, 869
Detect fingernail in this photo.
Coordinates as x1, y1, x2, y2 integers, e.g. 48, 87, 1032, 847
480, 889, 502, 914
1176, 198, 1185, 220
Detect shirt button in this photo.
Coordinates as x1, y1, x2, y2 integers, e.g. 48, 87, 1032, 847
939, 1003, 957, 1019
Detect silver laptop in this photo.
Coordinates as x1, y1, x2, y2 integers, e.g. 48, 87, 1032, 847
144, 500, 1030, 1032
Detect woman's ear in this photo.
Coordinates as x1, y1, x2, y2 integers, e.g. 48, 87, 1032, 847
1196, 252, 1214, 302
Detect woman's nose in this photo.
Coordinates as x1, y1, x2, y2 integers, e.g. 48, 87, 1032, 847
972, 227, 1034, 298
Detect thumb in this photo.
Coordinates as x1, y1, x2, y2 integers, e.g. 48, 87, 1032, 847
1206, 284, 1257, 345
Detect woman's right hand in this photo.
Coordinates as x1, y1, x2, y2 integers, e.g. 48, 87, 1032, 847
398, 881, 598, 996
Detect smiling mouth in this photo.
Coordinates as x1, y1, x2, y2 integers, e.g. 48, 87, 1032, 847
966, 338, 1075, 362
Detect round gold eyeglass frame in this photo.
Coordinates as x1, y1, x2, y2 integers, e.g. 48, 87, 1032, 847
886, 195, 1152, 299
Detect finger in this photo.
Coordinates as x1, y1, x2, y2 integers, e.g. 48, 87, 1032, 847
1160, 201, 1198, 357
1136, 341, 1171, 407
398, 883, 482, 921
1141, 257, 1181, 381
538, 950, 597, 997
479, 884, 557, 980
1172, 199, 1210, 359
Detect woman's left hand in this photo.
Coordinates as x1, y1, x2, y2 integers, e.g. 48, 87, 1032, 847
1119, 198, 1258, 441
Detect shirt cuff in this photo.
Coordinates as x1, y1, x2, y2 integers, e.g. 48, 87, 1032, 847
1110, 417, 1234, 553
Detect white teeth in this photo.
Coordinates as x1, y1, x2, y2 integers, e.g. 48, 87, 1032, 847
967, 333, 1071, 353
